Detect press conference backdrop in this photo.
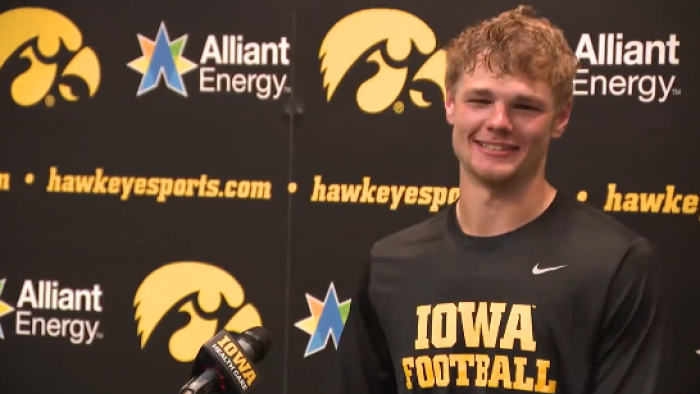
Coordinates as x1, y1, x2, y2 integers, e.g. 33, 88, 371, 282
0, 0, 697, 393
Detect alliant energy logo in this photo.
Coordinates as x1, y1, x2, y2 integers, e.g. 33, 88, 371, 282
573, 33, 680, 103
0, 278, 104, 345
0, 279, 14, 339
128, 22, 290, 100
295, 282, 351, 357
199, 32, 290, 99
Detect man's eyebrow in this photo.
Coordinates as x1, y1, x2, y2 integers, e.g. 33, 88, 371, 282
463, 88, 492, 96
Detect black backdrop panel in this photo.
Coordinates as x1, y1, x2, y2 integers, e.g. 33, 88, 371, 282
0, 0, 698, 393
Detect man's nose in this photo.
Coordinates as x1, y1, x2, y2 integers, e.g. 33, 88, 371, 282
486, 103, 514, 132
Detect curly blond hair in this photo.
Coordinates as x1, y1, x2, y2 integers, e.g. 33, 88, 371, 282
445, 5, 579, 106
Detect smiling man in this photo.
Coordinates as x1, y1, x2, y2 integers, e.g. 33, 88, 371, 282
324, 5, 665, 394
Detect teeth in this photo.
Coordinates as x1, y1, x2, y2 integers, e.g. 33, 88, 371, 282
479, 143, 513, 151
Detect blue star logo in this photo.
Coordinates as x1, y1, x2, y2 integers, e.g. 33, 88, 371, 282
127, 22, 198, 97
294, 283, 351, 357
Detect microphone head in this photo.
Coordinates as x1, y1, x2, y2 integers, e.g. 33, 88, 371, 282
240, 326, 272, 362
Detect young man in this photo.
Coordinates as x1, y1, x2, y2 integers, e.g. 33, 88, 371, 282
326, 5, 664, 394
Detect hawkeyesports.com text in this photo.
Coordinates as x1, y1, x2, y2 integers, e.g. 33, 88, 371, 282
45, 167, 272, 202
310, 175, 459, 212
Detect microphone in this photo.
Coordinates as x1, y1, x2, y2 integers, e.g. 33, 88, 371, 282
180, 326, 272, 394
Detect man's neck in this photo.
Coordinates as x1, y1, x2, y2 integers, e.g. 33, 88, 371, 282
455, 168, 557, 237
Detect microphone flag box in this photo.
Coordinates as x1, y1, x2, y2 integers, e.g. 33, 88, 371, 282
194, 329, 262, 393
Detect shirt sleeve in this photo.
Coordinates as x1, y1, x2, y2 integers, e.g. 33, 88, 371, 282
317, 259, 398, 394
591, 238, 665, 394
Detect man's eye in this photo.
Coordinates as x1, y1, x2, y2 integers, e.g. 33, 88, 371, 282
515, 104, 539, 111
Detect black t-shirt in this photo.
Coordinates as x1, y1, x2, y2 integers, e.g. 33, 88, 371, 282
322, 192, 664, 394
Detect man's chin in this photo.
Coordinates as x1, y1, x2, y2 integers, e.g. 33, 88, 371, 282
477, 173, 516, 186
466, 166, 519, 187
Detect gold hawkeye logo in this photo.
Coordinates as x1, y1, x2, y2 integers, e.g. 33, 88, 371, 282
0, 7, 100, 107
320, 8, 445, 114
134, 261, 262, 363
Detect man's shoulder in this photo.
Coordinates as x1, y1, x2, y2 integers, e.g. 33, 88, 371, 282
562, 198, 655, 267
370, 207, 451, 260
567, 198, 644, 245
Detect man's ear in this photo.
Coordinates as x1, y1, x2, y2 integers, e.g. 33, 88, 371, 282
551, 100, 573, 139
445, 91, 455, 125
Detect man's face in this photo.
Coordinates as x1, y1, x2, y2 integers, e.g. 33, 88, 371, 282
445, 64, 572, 187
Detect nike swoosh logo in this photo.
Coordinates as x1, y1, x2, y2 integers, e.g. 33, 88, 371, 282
532, 263, 567, 275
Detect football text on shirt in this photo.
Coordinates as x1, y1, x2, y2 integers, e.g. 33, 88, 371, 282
402, 302, 556, 393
